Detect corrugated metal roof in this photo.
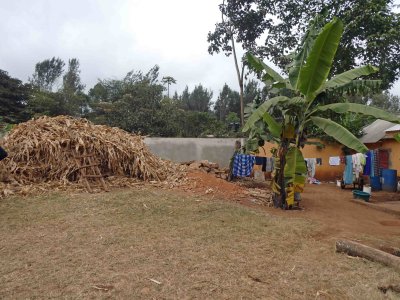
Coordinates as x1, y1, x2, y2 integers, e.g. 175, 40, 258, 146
360, 119, 396, 143
385, 124, 400, 132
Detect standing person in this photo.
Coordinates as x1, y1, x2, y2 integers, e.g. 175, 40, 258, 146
0, 145, 7, 161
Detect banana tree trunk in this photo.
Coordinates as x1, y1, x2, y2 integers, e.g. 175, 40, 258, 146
273, 139, 289, 208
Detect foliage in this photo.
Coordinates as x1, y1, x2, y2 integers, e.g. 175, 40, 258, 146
208, 0, 400, 89
63, 59, 85, 94
161, 76, 176, 98
0, 70, 31, 123
214, 83, 240, 121
177, 84, 213, 112
244, 17, 400, 209
215, 81, 261, 122
29, 57, 65, 91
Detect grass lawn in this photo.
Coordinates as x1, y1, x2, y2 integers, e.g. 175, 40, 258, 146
1, 187, 399, 299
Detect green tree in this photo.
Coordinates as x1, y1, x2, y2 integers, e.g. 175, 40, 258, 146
207, 0, 247, 125
29, 57, 65, 91
243, 80, 260, 105
63, 58, 85, 94
87, 66, 167, 135
161, 76, 176, 98
179, 84, 213, 112
208, 0, 400, 89
347, 92, 400, 113
88, 82, 109, 103
244, 17, 400, 209
26, 90, 62, 117
0, 70, 31, 123
190, 84, 213, 112
61, 58, 87, 116
214, 83, 239, 121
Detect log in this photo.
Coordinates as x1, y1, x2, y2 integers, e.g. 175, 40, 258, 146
380, 246, 400, 257
336, 240, 400, 272
378, 284, 400, 294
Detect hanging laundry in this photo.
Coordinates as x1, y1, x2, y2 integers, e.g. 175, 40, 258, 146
343, 155, 353, 185
305, 158, 317, 178
352, 153, 365, 179
265, 157, 274, 172
254, 156, 264, 165
329, 156, 340, 166
370, 150, 375, 177
316, 158, 322, 165
262, 158, 267, 172
232, 154, 256, 177
363, 150, 372, 176
373, 149, 380, 176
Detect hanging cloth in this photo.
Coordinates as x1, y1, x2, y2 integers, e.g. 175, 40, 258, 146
352, 153, 365, 179
370, 151, 375, 177
373, 149, 380, 176
363, 150, 372, 176
344, 155, 353, 185
232, 154, 256, 177
307, 158, 317, 178
265, 157, 274, 172
254, 157, 264, 165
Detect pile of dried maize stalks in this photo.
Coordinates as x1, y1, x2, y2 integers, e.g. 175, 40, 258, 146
0, 116, 186, 197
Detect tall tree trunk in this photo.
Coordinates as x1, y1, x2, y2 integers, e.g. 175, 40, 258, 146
273, 139, 289, 209
231, 36, 245, 126
221, 0, 245, 126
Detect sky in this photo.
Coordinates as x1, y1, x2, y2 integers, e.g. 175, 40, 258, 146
0, 0, 399, 102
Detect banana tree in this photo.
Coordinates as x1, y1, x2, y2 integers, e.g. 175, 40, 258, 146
243, 17, 400, 209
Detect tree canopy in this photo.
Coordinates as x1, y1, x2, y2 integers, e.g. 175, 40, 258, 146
29, 57, 65, 92
0, 70, 31, 123
208, 0, 400, 89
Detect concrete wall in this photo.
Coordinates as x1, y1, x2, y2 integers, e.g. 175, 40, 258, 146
145, 137, 399, 181
144, 137, 243, 168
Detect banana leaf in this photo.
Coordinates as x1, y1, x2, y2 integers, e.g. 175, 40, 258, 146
326, 79, 382, 96
298, 18, 343, 102
242, 96, 290, 132
262, 112, 282, 138
316, 103, 400, 123
321, 65, 378, 92
310, 116, 368, 153
247, 53, 286, 84
288, 14, 323, 89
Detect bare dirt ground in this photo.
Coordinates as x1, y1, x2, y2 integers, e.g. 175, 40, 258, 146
1, 171, 400, 299
182, 171, 400, 246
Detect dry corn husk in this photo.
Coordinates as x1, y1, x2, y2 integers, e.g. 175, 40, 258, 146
0, 115, 186, 198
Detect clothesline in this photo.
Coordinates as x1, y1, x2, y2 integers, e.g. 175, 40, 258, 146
232, 154, 274, 177
329, 150, 389, 185
232, 154, 323, 178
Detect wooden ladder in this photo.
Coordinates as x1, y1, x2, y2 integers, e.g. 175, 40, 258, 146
72, 151, 109, 193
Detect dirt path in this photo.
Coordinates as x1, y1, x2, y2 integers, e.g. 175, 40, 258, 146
181, 171, 400, 244
298, 184, 400, 240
